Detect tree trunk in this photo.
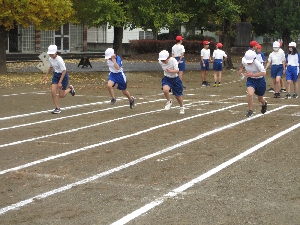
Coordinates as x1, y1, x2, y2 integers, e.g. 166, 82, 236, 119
222, 19, 234, 69
152, 27, 158, 40
113, 26, 123, 57
0, 25, 7, 74
281, 29, 291, 52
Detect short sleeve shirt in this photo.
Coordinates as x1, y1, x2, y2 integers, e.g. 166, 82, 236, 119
172, 44, 185, 57
49, 56, 66, 73
159, 57, 179, 78
201, 48, 210, 59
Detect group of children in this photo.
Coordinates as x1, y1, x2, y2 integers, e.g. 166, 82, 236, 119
42, 37, 299, 117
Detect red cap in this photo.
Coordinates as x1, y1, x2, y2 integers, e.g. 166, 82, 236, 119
249, 41, 258, 47
216, 43, 223, 48
256, 44, 262, 49
176, 36, 184, 41
203, 40, 210, 45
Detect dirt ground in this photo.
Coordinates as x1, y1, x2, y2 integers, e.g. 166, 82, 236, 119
0, 59, 300, 225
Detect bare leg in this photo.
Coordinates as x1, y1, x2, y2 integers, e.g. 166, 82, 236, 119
175, 95, 184, 107
107, 80, 115, 99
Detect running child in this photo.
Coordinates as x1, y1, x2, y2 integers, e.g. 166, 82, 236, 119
105, 48, 135, 108
239, 50, 267, 117
42, 45, 75, 114
158, 50, 184, 114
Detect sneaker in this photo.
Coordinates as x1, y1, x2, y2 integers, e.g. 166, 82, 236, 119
69, 85, 75, 96
274, 93, 280, 98
217, 83, 221, 86
292, 93, 298, 98
267, 88, 275, 93
130, 97, 135, 109
246, 110, 253, 117
109, 98, 116, 105
202, 81, 206, 87
51, 107, 61, 114
281, 88, 287, 93
179, 107, 185, 114
165, 100, 172, 110
205, 82, 210, 86
261, 101, 267, 114
213, 83, 217, 87
285, 93, 291, 99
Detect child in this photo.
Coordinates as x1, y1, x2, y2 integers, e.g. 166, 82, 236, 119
42, 45, 75, 114
200, 40, 212, 86
256, 44, 266, 66
172, 35, 186, 88
239, 50, 267, 117
212, 42, 227, 87
265, 41, 286, 98
158, 50, 184, 114
105, 48, 134, 108
285, 42, 299, 99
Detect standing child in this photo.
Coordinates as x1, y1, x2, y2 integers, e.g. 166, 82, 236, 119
256, 44, 266, 66
212, 42, 227, 87
265, 41, 286, 98
285, 42, 299, 99
158, 50, 184, 114
42, 45, 75, 114
239, 50, 267, 117
200, 40, 212, 86
172, 35, 186, 88
105, 48, 134, 108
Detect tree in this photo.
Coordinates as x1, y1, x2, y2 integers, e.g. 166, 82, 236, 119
0, 0, 75, 74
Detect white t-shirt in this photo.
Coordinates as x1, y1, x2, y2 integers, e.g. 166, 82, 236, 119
172, 44, 185, 57
159, 57, 179, 78
287, 54, 299, 67
106, 55, 123, 73
49, 55, 66, 73
201, 48, 210, 59
268, 50, 285, 65
242, 58, 265, 79
213, 49, 227, 59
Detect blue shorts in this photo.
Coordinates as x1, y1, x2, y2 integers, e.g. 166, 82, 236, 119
162, 76, 183, 96
213, 59, 223, 71
52, 72, 69, 90
271, 64, 284, 78
175, 57, 185, 71
200, 59, 209, 70
108, 72, 127, 90
246, 77, 266, 96
286, 66, 298, 82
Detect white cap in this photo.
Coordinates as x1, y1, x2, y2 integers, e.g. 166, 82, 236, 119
273, 41, 280, 48
105, 48, 114, 59
47, 45, 57, 54
158, 50, 169, 60
244, 50, 256, 63
289, 41, 297, 47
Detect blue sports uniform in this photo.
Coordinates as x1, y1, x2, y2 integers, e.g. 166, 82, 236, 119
107, 55, 127, 90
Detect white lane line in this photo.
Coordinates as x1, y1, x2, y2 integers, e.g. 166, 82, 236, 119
0, 105, 287, 215
0, 100, 214, 148
0, 103, 245, 175
1, 91, 48, 97
111, 120, 300, 225
0, 99, 165, 131
0, 98, 139, 121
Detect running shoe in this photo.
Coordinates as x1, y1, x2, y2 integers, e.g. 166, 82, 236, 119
110, 98, 116, 105
51, 107, 61, 114
285, 93, 291, 99
130, 97, 135, 109
179, 107, 185, 114
281, 88, 286, 93
261, 101, 267, 114
292, 93, 298, 98
246, 110, 253, 117
165, 100, 172, 110
267, 88, 274, 93
213, 83, 217, 87
69, 85, 75, 96
202, 81, 206, 87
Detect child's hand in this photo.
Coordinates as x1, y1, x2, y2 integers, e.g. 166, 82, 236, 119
41, 76, 48, 83
166, 68, 171, 72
